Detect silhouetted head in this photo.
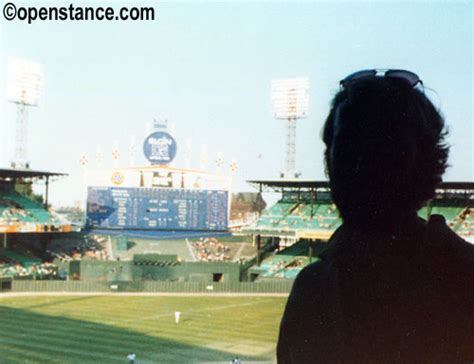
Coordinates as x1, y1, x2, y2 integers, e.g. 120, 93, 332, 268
322, 70, 449, 225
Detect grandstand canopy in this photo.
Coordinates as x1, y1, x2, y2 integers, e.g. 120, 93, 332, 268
434, 182, 474, 201
247, 180, 330, 192
435, 182, 474, 191
0, 168, 66, 181
248, 179, 474, 194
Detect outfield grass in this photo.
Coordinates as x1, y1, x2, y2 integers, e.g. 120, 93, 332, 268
0, 295, 287, 363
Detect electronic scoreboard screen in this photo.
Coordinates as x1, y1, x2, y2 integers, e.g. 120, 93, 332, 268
86, 187, 228, 231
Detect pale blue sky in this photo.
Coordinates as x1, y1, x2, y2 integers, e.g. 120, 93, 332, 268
1, 1, 473, 207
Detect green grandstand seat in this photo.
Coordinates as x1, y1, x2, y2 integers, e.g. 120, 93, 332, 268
0, 192, 57, 224
432, 206, 463, 222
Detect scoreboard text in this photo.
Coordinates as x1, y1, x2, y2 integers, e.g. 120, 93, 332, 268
86, 187, 228, 231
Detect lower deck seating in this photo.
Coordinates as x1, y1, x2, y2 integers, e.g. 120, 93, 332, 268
251, 240, 321, 280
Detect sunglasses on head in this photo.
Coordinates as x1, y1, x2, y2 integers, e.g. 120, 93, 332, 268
340, 69, 423, 89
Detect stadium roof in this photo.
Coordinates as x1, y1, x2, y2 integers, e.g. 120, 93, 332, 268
0, 168, 67, 180
248, 179, 474, 193
436, 182, 474, 190
247, 179, 330, 192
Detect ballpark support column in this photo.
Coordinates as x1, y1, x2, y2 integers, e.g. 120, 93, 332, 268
44, 176, 49, 209
271, 78, 309, 179
6, 57, 44, 170
286, 117, 297, 178
13, 103, 29, 168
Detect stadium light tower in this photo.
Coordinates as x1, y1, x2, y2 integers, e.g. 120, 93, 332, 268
6, 57, 44, 169
271, 78, 309, 179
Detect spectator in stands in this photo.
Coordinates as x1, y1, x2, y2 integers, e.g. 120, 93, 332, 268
278, 70, 474, 363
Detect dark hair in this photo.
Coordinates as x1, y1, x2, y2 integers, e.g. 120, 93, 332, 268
322, 77, 449, 223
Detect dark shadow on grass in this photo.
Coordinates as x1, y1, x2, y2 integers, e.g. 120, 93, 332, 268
24, 295, 100, 310
0, 305, 271, 363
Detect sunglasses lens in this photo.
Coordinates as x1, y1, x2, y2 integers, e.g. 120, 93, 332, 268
340, 69, 421, 88
385, 70, 420, 86
340, 70, 376, 87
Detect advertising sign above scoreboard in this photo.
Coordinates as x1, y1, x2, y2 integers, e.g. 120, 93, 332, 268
143, 131, 177, 165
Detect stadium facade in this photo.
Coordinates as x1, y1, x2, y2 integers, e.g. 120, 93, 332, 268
0, 123, 472, 288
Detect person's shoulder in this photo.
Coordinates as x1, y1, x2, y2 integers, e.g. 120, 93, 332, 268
425, 214, 474, 290
426, 214, 474, 263
293, 247, 335, 284
289, 250, 338, 306
293, 224, 348, 286
295, 259, 329, 281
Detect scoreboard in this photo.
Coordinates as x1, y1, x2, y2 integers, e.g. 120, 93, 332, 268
86, 187, 228, 231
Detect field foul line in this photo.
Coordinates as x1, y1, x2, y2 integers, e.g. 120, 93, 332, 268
235, 243, 246, 260
186, 238, 198, 261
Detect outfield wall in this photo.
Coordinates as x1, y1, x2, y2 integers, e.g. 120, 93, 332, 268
10, 280, 293, 293
75, 260, 243, 283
